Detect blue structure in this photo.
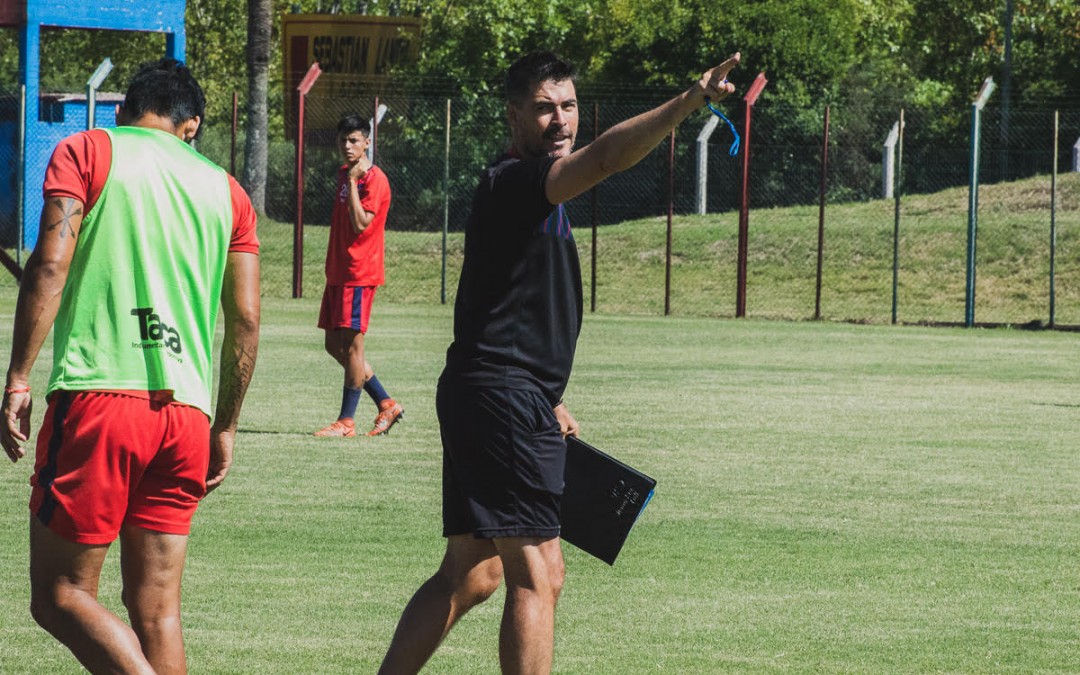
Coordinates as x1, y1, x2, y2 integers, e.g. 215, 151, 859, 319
1, 0, 186, 250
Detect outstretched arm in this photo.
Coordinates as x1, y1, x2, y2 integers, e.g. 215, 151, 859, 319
2, 197, 83, 462
545, 53, 741, 205
206, 251, 260, 491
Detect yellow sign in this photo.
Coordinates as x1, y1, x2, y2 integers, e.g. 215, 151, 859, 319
282, 14, 421, 134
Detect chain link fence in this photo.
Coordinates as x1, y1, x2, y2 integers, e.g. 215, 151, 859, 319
0, 88, 20, 251
5, 83, 1078, 328
973, 107, 1080, 326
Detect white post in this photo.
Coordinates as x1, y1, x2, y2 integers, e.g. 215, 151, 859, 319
1072, 136, 1079, 172
883, 121, 899, 199
368, 103, 388, 160
695, 115, 719, 214
86, 58, 112, 131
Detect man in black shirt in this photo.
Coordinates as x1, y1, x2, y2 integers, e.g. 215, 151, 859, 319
379, 50, 740, 674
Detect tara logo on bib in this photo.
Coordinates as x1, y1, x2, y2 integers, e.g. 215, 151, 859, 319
130, 307, 183, 356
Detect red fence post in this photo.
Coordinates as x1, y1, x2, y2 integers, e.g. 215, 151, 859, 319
665, 129, 675, 316
1049, 110, 1059, 328
590, 102, 599, 313
814, 105, 831, 320
293, 63, 321, 299
736, 73, 768, 318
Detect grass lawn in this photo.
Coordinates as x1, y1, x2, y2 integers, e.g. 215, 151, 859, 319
1, 290, 1078, 673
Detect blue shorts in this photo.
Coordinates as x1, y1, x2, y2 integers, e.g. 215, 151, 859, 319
438, 384, 565, 539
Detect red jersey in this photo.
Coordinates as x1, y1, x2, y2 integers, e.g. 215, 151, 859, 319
325, 164, 391, 286
43, 128, 260, 255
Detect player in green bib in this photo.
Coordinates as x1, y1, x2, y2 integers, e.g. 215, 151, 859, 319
49, 122, 233, 414
2, 59, 260, 673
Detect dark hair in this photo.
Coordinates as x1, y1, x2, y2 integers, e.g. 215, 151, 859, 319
505, 51, 576, 107
123, 58, 206, 137
337, 114, 371, 138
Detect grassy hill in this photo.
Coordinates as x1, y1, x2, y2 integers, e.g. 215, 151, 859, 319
6, 173, 1079, 326
249, 172, 1078, 326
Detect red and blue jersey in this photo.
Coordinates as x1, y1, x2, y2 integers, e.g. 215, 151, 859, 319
325, 164, 392, 286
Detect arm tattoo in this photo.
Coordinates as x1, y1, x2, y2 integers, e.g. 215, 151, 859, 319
46, 198, 82, 239
215, 343, 258, 428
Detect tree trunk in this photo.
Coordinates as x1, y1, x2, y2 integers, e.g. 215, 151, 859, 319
242, 0, 271, 214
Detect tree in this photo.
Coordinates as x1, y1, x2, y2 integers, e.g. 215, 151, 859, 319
186, 0, 248, 125
387, 0, 595, 94
244, 0, 272, 214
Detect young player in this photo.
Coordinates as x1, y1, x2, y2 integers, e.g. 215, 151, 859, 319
315, 114, 403, 438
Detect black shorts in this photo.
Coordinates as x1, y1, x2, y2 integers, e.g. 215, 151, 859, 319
438, 384, 565, 539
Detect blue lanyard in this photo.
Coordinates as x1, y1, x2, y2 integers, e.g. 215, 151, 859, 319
705, 100, 740, 156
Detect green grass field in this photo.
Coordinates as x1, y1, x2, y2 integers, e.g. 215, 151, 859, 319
1, 289, 1078, 673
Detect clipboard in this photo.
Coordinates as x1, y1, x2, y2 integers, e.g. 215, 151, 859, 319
561, 436, 656, 565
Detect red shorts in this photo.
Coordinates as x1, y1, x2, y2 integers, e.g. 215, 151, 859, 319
319, 284, 376, 334
29, 391, 210, 545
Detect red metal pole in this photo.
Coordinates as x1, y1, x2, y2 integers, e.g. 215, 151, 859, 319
590, 101, 598, 313
736, 99, 751, 318
814, 105, 831, 320
735, 73, 768, 318
230, 91, 238, 176
665, 129, 675, 316
293, 63, 322, 299
293, 92, 305, 299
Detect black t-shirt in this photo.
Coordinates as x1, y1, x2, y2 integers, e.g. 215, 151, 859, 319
441, 153, 583, 405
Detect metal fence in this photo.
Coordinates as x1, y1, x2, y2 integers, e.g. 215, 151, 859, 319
5, 84, 1078, 328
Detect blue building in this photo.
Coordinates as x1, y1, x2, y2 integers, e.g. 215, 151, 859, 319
1, 0, 186, 250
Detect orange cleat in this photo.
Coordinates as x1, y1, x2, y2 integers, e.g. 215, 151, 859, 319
367, 398, 404, 436
314, 418, 356, 438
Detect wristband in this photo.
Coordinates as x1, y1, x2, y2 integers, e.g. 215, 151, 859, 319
704, 98, 741, 156
4, 386, 30, 394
